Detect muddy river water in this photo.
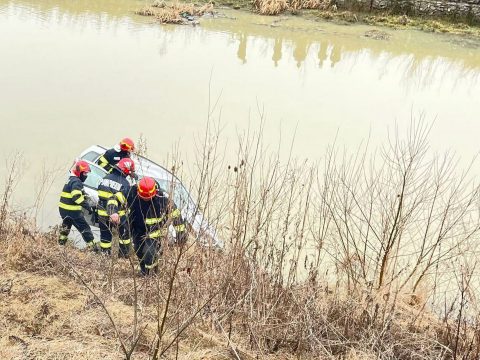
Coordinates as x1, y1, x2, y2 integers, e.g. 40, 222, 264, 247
1, 0, 480, 228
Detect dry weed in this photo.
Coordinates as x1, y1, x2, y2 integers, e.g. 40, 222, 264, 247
253, 0, 289, 15
290, 0, 331, 11
136, 2, 214, 24
0, 209, 476, 359
2, 120, 480, 359
253, 0, 331, 15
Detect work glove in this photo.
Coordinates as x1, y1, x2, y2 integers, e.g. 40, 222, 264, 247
110, 213, 120, 225
89, 205, 97, 222
84, 202, 93, 215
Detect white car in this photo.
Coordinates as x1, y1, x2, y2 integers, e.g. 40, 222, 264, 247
70, 145, 223, 249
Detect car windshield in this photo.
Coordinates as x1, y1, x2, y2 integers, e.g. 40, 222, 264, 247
84, 163, 107, 189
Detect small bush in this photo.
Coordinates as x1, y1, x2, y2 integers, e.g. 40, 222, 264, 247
136, 2, 213, 24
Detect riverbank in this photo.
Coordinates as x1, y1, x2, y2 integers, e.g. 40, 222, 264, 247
0, 211, 474, 359
163, 0, 480, 37
308, 9, 480, 36
2, 122, 480, 358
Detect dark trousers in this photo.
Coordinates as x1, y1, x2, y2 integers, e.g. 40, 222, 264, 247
98, 215, 131, 256
59, 209, 94, 245
133, 236, 160, 275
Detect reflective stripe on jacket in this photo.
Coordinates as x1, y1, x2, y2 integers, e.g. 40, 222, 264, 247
128, 184, 187, 240
97, 168, 130, 217
96, 148, 130, 173
59, 176, 87, 212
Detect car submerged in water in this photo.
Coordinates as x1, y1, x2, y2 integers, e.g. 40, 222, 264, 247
71, 145, 223, 248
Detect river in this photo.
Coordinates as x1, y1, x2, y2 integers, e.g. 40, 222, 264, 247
1, 0, 480, 228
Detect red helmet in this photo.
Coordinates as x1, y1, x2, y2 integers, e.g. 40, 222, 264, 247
120, 137, 135, 152
138, 177, 158, 200
72, 160, 91, 177
117, 158, 135, 176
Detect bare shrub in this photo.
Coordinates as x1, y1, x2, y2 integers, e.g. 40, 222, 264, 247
2, 118, 480, 359
0, 153, 22, 236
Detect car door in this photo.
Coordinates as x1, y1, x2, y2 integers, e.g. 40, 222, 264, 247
82, 161, 107, 227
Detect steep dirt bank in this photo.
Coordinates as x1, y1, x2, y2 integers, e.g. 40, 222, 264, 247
1, 211, 478, 359
0, 223, 263, 359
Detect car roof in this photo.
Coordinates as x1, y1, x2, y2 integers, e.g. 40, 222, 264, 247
80, 145, 180, 181
79, 144, 196, 206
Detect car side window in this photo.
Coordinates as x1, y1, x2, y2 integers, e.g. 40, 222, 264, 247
84, 163, 107, 189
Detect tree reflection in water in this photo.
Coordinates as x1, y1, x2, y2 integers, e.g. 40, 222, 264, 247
2, 0, 479, 89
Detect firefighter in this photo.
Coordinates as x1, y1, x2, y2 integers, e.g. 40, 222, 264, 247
58, 160, 95, 248
128, 177, 187, 275
97, 137, 135, 173
97, 157, 135, 256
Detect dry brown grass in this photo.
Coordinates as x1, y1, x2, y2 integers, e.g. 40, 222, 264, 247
138, 0, 328, 18
136, 1, 214, 24
0, 210, 477, 359
290, 0, 331, 11
2, 121, 480, 359
0, 217, 286, 359
254, 0, 331, 15
253, 0, 289, 15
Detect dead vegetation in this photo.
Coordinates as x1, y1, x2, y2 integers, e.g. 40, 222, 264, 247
1, 119, 480, 359
135, 0, 480, 34
138, 0, 330, 18
2, 212, 471, 360
253, 0, 289, 16
136, 1, 214, 24
254, 0, 331, 15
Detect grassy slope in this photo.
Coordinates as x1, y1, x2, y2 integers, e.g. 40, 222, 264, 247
0, 205, 475, 360
0, 267, 245, 359
0, 230, 262, 360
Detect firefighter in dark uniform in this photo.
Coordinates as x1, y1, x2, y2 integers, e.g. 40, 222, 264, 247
58, 160, 95, 248
128, 177, 187, 275
97, 137, 135, 173
96, 158, 135, 256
